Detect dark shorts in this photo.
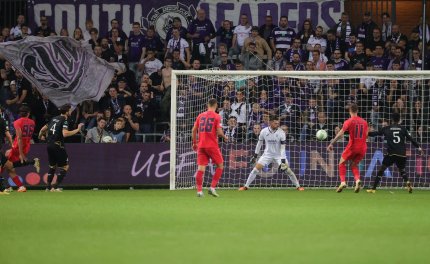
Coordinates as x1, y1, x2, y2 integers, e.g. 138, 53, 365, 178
0, 152, 8, 168
382, 155, 406, 171
47, 144, 68, 167
197, 147, 224, 166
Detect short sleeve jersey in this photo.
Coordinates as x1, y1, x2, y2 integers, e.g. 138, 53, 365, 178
194, 111, 222, 149
13, 117, 35, 148
343, 116, 368, 150
47, 115, 68, 144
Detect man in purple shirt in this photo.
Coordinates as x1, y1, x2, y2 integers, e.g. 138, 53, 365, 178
187, 9, 216, 64
128, 22, 145, 81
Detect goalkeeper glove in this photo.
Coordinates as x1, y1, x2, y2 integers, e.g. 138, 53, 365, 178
249, 154, 258, 165
279, 159, 288, 171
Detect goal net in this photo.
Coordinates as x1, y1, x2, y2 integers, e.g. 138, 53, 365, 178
170, 70, 430, 190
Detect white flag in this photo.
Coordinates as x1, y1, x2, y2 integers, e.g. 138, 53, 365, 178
0, 36, 116, 107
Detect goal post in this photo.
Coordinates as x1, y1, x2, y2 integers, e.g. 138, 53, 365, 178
170, 70, 430, 190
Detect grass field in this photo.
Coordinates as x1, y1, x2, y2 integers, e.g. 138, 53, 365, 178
1, 189, 429, 264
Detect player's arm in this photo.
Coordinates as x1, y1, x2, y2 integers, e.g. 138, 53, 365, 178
38, 124, 48, 140
279, 136, 288, 171
191, 117, 199, 151
63, 123, 84, 138
368, 127, 384, 137
216, 127, 228, 142
250, 134, 264, 164
5, 130, 13, 146
327, 128, 345, 151
404, 128, 424, 155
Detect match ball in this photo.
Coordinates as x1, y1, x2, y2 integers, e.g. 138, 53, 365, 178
316, 130, 328, 141
102, 136, 113, 143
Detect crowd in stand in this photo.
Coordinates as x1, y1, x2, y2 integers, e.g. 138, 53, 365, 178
0, 10, 429, 144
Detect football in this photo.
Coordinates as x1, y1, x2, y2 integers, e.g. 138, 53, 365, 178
316, 130, 328, 141
102, 136, 113, 143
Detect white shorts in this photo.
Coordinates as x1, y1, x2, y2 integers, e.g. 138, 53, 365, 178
257, 155, 289, 168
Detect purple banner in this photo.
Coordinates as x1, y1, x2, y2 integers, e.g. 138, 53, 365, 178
28, 0, 343, 39
11, 143, 170, 187
11, 142, 430, 188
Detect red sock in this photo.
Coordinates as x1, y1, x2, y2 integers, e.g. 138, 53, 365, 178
195, 171, 204, 192
339, 163, 346, 183
351, 165, 360, 181
12, 176, 23, 187
211, 168, 223, 188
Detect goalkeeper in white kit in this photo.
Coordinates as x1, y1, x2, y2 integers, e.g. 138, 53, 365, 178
239, 115, 304, 191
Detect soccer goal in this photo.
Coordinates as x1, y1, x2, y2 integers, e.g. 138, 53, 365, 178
170, 70, 430, 190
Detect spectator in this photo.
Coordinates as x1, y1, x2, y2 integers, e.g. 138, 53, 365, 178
212, 43, 230, 68
408, 28, 421, 51
14, 70, 32, 106
100, 37, 116, 62
216, 20, 234, 52
141, 27, 164, 60
325, 29, 341, 60
128, 22, 145, 80
370, 79, 389, 130
165, 17, 188, 44
297, 18, 315, 49
370, 44, 389, 70
122, 104, 140, 142
381, 12, 392, 41
106, 19, 128, 45
260, 113, 270, 129
410, 48, 423, 70
218, 52, 236, 70
300, 97, 319, 140
171, 49, 189, 70
249, 123, 262, 141
270, 16, 296, 53
73, 27, 84, 42
80, 100, 99, 130
269, 49, 286, 71
291, 53, 305, 71
191, 59, 202, 70
243, 26, 272, 61
413, 17, 430, 43
281, 125, 295, 142
366, 28, 385, 56
349, 42, 367, 69
104, 86, 125, 117
240, 42, 263, 70
388, 25, 408, 45
258, 90, 273, 115
344, 33, 358, 61
308, 43, 328, 63
88, 28, 99, 49
85, 117, 110, 143
187, 9, 216, 64
230, 90, 247, 125
356, 11, 378, 43
277, 94, 300, 138
34, 16, 53, 37
259, 15, 277, 45
311, 49, 327, 70
82, 19, 94, 41
224, 116, 244, 143
10, 14, 32, 39
413, 100, 428, 131
307, 26, 326, 54
5, 80, 19, 116
136, 91, 157, 133
387, 46, 409, 70
333, 12, 353, 49
219, 99, 232, 128
141, 49, 163, 76
284, 38, 306, 63
165, 27, 190, 66
332, 49, 349, 70
247, 103, 262, 132
232, 14, 252, 56
110, 117, 126, 143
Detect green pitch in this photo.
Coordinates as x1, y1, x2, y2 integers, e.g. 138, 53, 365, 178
1, 189, 429, 264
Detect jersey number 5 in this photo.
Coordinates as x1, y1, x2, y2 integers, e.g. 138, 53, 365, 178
393, 131, 400, 143
199, 117, 215, 132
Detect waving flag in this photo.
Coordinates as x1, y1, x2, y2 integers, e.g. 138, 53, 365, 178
0, 36, 115, 107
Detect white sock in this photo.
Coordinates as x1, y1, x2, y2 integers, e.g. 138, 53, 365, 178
286, 168, 300, 188
245, 168, 260, 188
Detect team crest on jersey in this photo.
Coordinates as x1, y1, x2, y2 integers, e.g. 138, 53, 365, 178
141, 3, 196, 40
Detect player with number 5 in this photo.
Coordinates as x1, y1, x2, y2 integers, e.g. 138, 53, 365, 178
191, 98, 228, 198
327, 103, 368, 193
239, 115, 304, 191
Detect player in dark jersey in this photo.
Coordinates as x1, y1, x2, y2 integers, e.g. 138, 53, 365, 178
38, 105, 83, 192
367, 112, 424, 193
191, 98, 228, 198
0, 107, 13, 194
327, 103, 368, 193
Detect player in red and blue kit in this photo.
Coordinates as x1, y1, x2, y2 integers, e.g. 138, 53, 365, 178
327, 103, 368, 193
4, 106, 40, 192
191, 98, 228, 198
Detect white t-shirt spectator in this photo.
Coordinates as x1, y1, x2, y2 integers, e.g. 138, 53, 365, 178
166, 37, 189, 60
144, 59, 163, 76
307, 36, 327, 51
233, 25, 252, 47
